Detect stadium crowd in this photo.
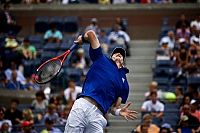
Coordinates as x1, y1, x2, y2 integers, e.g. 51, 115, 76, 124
0, 2, 199, 133
0, 0, 199, 5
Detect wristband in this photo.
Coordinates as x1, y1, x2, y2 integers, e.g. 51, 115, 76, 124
115, 108, 121, 116
82, 33, 89, 43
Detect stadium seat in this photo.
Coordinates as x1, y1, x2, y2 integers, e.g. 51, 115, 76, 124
35, 16, 49, 33
43, 42, 60, 51
187, 77, 200, 86
65, 68, 82, 84
156, 60, 175, 68
163, 103, 179, 129
49, 16, 63, 32
40, 51, 57, 62
63, 16, 79, 33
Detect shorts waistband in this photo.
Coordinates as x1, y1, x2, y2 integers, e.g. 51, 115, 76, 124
80, 97, 104, 115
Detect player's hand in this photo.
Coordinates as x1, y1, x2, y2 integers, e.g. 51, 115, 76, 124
119, 102, 138, 121
74, 35, 83, 45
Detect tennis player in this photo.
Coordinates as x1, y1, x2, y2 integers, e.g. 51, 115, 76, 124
64, 30, 138, 133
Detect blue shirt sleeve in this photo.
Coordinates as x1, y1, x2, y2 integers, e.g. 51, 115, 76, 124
89, 46, 103, 62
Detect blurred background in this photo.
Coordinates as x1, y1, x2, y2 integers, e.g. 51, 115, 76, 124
0, 0, 199, 133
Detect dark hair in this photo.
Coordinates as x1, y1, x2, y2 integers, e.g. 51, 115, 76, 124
159, 127, 170, 133
150, 91, 157, 96
11, 99, 20, 105
35, 90, 46, 100
3, 2, 10, 10
0, 106, 5, 114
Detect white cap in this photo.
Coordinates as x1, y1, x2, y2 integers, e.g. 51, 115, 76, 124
162, 37, 169, 44
179, 38, 186, 43
190, 99, 197, 104
191, 36, 199, 44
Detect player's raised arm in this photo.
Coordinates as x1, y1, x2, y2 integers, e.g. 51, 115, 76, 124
74, 30, 100, 49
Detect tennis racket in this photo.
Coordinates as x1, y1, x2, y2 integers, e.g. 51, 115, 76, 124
35, 43, 78, 84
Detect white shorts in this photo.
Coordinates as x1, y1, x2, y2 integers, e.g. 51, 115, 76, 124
64, 98, 107, 133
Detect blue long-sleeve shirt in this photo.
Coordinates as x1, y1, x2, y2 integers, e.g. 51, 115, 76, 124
79, 46, 129, 114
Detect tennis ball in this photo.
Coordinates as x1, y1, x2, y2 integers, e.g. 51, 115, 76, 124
164, 92, 176, 102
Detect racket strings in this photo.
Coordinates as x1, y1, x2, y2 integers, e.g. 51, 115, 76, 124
36, 60, 61, 83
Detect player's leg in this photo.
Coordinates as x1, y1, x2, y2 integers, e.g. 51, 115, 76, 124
83, 101, 107, 133
64, 99, 87, 133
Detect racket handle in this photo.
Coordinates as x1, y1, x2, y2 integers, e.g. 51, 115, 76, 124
70, 43, 78, 51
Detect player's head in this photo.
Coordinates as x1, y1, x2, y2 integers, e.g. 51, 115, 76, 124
111, 47, 126, 67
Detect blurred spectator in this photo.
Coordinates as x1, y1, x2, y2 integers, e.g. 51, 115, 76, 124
179, 95, 191, 109
175, 14, 190, 30
175, 39, 189, 69
115, 17, 127, 32
49, 96, 64, 115
18, 38, 37, 60
112, 0, 127, 4
62, 0, 80, 4
98, 29, 110, 54
70, 48, 90, 71
177, 115, 194, 133
189, 99, 200, 122
19, 121, 37, 133
160, 123, 173, 133
159, 30, 175, 49
141, 92, 164, 126
98, 0, 110, 4
178, 104, 199, 132
24, 74, 40, 91
4, 32, 19, 49
0, 107, 12, 132
157, 38, 174, 60
31, 90, 48, 110
85, 18, 100, 34
187, 56, 200, 77
144, 81, 163, 100
176, 24, 190, 44
188, 43, 198, 65
140, 0, 151, 3
64, 80, 82, 108
0, 122, 11, 133
40, 118, 62, 133
43, 104, 59, 124
3, 32, 23, 67
0, 59, 7, 88
23, 0, 40, 4
135, 114, 160, 133
5, 61, 26, 85
0, 3, 21, 35
175, 86, 184, 105
58, 106, 71, 125
190, 15, 200, 32
4, 99, 23, 125
159, 127, 171, 133
20, 109, 34, 125
108, 24, 131, 56
44, 23, 63, 43
6, 70, 25, 90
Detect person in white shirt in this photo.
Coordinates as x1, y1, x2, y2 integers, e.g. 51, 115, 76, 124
5, 62, 26, 85
159, 30, 175, 49
141, 92, 164, 126
64, 80, 82, 107
108, 24, 131, 56
0, 107, 12, 132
